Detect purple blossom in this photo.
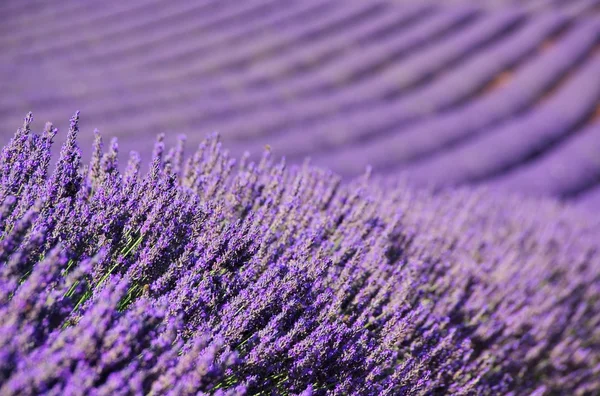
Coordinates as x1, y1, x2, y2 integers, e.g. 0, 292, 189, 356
0, 113, 598, 394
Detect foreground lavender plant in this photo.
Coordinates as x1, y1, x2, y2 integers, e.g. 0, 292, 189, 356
0, 113, 599, 395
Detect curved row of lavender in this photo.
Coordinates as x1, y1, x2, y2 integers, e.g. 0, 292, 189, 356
2, 0, 600, 211
1, 113, 599, 394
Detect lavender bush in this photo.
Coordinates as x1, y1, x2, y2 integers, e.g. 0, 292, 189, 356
0, 113, 599, 395
2, 1, 600, 208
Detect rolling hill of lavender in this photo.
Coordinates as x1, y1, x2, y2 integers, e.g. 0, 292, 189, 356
1, 0, 600, 395
2, 0, 600, 208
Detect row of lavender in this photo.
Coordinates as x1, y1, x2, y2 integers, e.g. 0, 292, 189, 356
1, 113, 599, 394
1, 0, 600, 210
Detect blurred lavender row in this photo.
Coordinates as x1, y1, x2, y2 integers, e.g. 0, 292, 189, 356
1, 0, 600, 211
0, 113, 599, 394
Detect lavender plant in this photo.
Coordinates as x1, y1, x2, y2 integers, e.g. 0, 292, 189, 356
0, 113, 599, 395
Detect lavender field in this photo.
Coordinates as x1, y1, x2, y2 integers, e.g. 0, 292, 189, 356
1, 1, 600, 395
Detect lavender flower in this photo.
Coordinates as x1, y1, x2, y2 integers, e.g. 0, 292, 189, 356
0, 113, 599, 395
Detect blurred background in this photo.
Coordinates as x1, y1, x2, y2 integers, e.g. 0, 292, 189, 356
1, 0, 599, 209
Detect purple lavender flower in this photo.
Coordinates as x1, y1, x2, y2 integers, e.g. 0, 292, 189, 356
0, 113, 598, 395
